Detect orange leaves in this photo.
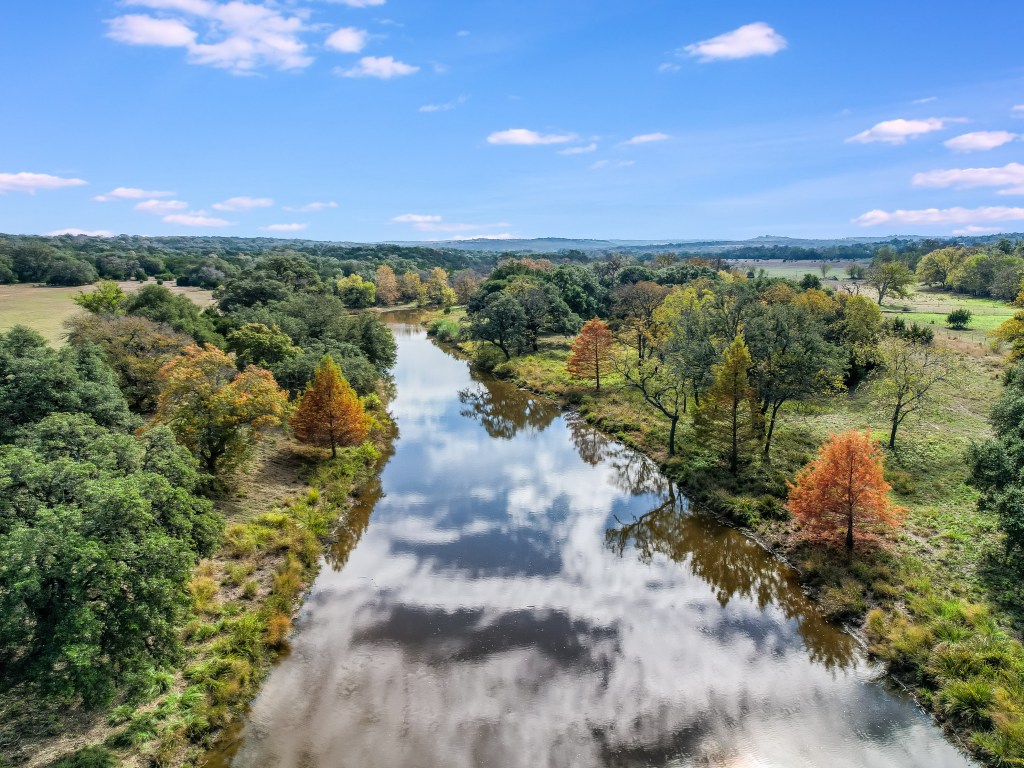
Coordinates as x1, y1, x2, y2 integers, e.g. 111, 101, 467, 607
291, 355, 371, 457
566, 318, 614, 390
787, 430, 905, 550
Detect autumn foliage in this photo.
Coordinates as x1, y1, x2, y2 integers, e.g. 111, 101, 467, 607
291, 355, 372, 457
567, 318, 614, 390
787, 430, 904, 550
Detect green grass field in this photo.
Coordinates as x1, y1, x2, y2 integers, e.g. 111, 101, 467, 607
0, 281, 214, 344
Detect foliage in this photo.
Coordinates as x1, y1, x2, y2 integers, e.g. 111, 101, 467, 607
64, 314, 191, 411
867, 261, 915, 305
124, 285, 221, 346
694, 334, 763, 474
226, 323, 300, 369
787, 430, 903, 549
337, 274, 376, 308
291, 356, 372, 457
155, 345, 288, 476
566, 318, 614, 390
374, 265, 399, 306
423, 267, 457, 307
73, 281, 128, 315
947, 308, 973, 330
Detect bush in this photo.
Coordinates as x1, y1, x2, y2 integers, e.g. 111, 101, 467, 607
947, 308, 973, 330
472, 344, 506, 372
53, 746, 119, 768
427, 318, 462, 344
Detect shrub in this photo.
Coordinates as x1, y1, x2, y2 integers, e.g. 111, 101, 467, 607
947, 308, 973, 330
53, 746, 119, 768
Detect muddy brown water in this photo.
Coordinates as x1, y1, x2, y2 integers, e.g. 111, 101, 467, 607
208, 310, 975, 768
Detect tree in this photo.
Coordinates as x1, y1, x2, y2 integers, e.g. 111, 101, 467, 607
916, 247, 966, 288
846, 264, 865, 280
155, 345, 288, 475
374, 265, 399, 306
337, 274, 376, 308
995, 311, 1024, 359
873, 337, 959, 450
946, 308, 972, 330
867, 262, 915, 305
398, 271, 425, 303
227, 322, 300, 368
819, 261, 833, 279
423, 267, 457, 307
507, 278, 582, 351
291, 356, 371, 458
658, 285, 717, 411
73, 280, 127, 315
452, 269, 482, 305
64, 314, 191, 411
615, 350, 686, 456
694, 334, 762, 474
566, 319, 614, 390
787, 430, 903, 550
469, 291, 528, 360
612, 281, 671, 362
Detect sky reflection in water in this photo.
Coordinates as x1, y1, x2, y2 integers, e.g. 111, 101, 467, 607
223, 313, 974, 768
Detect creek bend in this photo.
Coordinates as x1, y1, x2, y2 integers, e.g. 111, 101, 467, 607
211, 309, 974, 768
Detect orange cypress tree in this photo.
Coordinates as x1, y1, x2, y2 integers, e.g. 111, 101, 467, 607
291, 355, 372, 457
566, 318, 614, 391
787, 430, 904, 550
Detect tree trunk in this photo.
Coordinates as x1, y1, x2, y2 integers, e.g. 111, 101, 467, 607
846, 509, 855, 550
730, 398, 739, 474
331, 438, 337, 459
668, 415, 678, 456
763, 401, 781, 458
595, 357, 601, 392
888, 408, 900, 450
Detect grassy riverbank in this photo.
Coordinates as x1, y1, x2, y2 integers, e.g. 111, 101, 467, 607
425, 307, 1024, 766
2, 418, 391, 768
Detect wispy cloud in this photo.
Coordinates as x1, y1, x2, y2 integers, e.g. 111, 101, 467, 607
338, 55, 418, 78
853, 205, 1024, 227
487, 128, 577, 146
47, 228, 114, 237
108, 1, 313, 75
163, 212, 235, 227
0, 172, 87, 194
846, 117, 965, 145
135, 198, 189, 214
912, 162, 1024, 194
624, 132, 670, 145
912, 96, 937, 105
212, 195, 273, 211
260, 223, 308, 232
284, 201, 338, 212
684, 22, 786, 62
325, 27, 368, 53
590, 160, 635, 170
953, 225, 998, 235
393, 213, 442, 223
95, 186, 174, 201
658, 62, 681, 73
559, 143, 598, 155
944, 131, 1018, 152
392, 213, 509, 233
327, 0, 385, 6
419, 96, 468, 112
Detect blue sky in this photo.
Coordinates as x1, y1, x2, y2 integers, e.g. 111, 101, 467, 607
3, 0, 1024, 242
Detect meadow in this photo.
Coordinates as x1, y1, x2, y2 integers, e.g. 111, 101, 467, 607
0, 281, 214, 344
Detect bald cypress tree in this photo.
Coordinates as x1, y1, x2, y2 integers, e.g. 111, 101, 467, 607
291, 355, 371, 457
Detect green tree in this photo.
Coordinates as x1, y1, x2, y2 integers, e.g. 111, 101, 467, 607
227, 322, 300, 368
423, 267, 457, 307
337, 274, 377, 308
694, 334, 763, 473
867, 262, 915, 305
470, 291, 528, 360
73, 280, 127, 315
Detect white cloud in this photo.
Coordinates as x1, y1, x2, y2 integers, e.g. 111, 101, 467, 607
912, 162, 1024, 194
953, 225, 998, 235
624, 132, 670, 145
912, 96, 937, 105
328, 0, 385, 6
163, 212, 235, 227
212, 195, 274, 211
135, 198, 189, 214
487, 128, 577, 146
1013, 105, 1024, 115
590, 160, 635, 170
658, 62, 680, 73
338, 55, 418, 78
419, 96, 467, 112
393, 213, 442, 223
47, 228, 115, 237
325, 27, 367, 53
456, 30, 470, 37
559, 143, 598, 155
108, 2, 313, 75
107, 14, 198, 47
684, 22, 786, 62
94, 186, 174, 201
944, 131, 1018, 152
846, 117, 965, 145
284, 201, 338, 212
0, 172, 88, 194
853, 206, 1024, 227
260, 223, 308, 232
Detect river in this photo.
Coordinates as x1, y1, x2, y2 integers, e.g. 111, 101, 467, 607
211, 310, 974, 768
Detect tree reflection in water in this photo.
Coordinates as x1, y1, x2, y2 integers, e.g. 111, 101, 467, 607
457, 375, 560, 440
605, 485, 857, 672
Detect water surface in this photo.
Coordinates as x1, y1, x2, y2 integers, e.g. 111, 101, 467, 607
218, 310, 973, 768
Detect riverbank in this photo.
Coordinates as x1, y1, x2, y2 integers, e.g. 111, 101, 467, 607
423, 309, 1024, 766
4, 411, 392, 768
